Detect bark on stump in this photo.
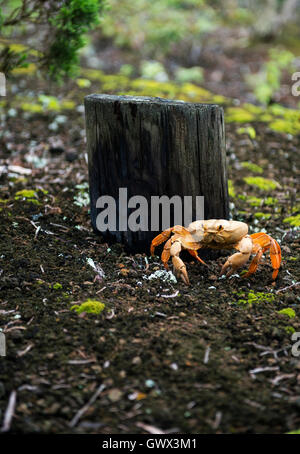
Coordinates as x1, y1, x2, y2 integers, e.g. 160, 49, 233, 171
85, 94, 229, 253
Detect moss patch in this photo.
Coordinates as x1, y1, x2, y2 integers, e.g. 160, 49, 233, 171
244, 177, 279, 191
235, 291, 275, 307
254, 212, 271, 219
71, 299, 106, 315
278, 308, 296, 319
228, 179, 236, 198
15, 189, 40, 205
237, 126, 256, 139
241, 162, 263, 174
283, 215, 300, 227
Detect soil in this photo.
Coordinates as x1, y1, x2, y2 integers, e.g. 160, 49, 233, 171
0, 86, 300, 434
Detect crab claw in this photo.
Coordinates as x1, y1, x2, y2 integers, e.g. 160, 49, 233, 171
220, 236, 252, 278
172, 256, 190, 285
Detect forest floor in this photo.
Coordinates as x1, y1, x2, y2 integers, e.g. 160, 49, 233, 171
0, 53, 300, 433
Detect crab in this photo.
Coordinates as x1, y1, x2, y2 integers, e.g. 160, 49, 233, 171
150, 219, 281, 285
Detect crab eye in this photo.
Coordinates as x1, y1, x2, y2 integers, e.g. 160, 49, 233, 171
218, 225, 223, 231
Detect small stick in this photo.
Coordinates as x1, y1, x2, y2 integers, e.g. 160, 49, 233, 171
204, 346, 211, 364
276, 282, 300, 294
17, 343, 33, 357
69, 384, 105, 428
1, 390, 17, 433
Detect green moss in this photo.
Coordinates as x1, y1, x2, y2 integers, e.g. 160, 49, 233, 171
39, 95, 61, 111
79, 68, 227, 104
291, 204, 300, 214
285, 326, 296, 335
244, 176, 278, 191
15, 189, 36, 198
241, 162, 263, 174
265, 197, 278, 206
15, 189, 40, 205
283, 215, 300, 227
243, 103, 264, 115
71, 299, 105, 315
237, 126, 256, 139
18, 95, 76, 114
212, 94, 228, 104
12, 63, 37, 76
245, 195, 278, 208
52, 283, 63, 290
226, 107, 255, 123
20, 102, 44, 113
228, 179, 236, 198
259, 113, 273, 122
278, 308, 296, 318
76, 78, 91, 88
247, 196, 262, 207
236, 291, 275, 307
269, 119, 300, 135
223, 100, 300, 136
254, 212, 271, 219
175, 66, 204, 84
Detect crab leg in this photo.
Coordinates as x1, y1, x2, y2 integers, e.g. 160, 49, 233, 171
220, 236, 253, 277
161, 238, 172, 269
150, 225, 191, 256
170, 240, 190, 285
188, 249, 208, 267
244, 233, 281, 280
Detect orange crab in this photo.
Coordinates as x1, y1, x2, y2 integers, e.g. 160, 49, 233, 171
150, 219, 281, 285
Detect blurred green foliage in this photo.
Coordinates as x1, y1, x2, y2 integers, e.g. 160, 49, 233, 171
245, 48, 296, 104
100, 0, 218, 58
99, 0, 300, 57
0, 0, 106, 80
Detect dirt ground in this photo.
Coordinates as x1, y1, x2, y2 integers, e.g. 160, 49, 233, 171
0, 78, 300, 434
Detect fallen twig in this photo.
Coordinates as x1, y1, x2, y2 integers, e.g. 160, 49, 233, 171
67, 359, 96, 365
0, 165, 32, 176
204, 346, 211, 364
249, 366, 279, 375
245, 342, 290, 360
160, 290, 179, 299
1, 390, 17, 433
136, 422, 166, 434
69, 383, 105, 428
276, 282, 300, 294
17, 343, 34, 357
4, 326, 26, 334
270, 373, 295, 386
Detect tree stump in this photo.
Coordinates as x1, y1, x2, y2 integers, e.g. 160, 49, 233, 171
85, 94, 229, 253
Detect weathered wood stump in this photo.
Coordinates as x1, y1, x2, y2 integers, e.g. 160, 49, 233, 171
85, 94, 229, 253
